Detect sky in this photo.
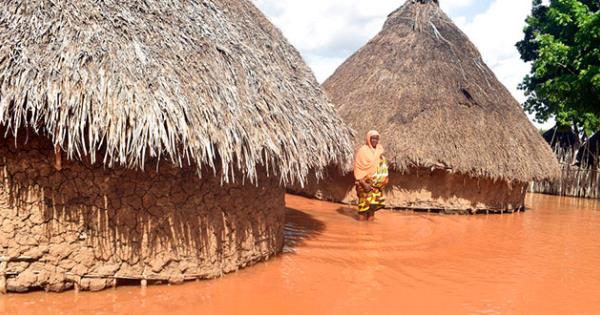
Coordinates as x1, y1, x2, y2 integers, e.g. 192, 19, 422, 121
251, 0, 555, 129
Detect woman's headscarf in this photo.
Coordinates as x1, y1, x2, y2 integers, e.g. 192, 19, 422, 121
353, 130, 385, 180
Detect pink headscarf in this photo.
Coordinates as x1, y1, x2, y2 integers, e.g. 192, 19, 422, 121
353, 130, 385, 180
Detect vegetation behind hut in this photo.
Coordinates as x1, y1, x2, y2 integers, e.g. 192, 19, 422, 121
518, 0, 600, 135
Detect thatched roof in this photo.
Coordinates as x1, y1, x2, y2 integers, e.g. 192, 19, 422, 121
543, 126, 580, 150
0, 0, 353, 184
323, 0, 560, 182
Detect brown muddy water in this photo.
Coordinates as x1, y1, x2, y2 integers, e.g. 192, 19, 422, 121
2, 193, 600, 314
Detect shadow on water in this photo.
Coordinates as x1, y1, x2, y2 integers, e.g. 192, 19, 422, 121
336, 206, 359, 221
283, 208, 326, 251
336, 205, 387, 221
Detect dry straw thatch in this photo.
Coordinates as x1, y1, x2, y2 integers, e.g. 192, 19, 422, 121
0, 0, 353, 184
323, 0, 560, 183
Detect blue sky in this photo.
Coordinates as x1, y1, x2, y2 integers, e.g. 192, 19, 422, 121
451, 0, 495, 20
252, 0, 554, 129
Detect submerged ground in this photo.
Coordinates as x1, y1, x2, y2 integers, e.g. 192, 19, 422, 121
2, 193, 599, 314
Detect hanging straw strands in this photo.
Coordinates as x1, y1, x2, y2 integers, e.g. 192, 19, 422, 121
0, 0, 354, 185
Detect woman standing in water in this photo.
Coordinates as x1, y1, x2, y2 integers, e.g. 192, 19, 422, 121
354, 130, 389, 221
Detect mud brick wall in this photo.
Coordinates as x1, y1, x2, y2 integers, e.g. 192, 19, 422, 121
291, 166, 527, 213
0, 134, 285, 292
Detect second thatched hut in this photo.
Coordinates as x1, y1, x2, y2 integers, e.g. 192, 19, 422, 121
295, 0, 560, 213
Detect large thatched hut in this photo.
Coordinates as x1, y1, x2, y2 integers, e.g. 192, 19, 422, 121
295, 0, 559, 213
0, 0, 352, 293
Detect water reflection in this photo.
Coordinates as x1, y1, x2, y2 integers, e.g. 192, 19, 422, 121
1, 194, 600, 315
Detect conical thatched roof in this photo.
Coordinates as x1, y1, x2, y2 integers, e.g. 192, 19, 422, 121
323, 0, 560, 182
0, 0, 353, 184
543, 125, 580, 150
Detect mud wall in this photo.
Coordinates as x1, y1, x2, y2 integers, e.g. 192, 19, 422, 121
0, 134, 285, 293
291, 166, 527, 213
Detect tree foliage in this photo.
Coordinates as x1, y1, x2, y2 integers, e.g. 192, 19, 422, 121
517, 0, 600, 135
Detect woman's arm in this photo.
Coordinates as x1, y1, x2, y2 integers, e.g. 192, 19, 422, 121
358, 177, 372, 192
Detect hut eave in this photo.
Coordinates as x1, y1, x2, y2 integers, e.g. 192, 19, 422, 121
0, 0, 354, 185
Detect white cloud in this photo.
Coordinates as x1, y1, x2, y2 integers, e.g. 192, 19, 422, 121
252, 0, 476, 81
252, 0, 397, 81
252, 0, 555, 129
440, 0, 475, 13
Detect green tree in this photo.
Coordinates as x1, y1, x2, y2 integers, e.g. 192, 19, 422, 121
517, 0, 600, 135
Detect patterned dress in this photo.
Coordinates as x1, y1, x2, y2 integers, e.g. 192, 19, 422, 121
357, 160, 389, 213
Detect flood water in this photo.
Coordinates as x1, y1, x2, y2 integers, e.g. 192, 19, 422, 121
2, 193, 600, 314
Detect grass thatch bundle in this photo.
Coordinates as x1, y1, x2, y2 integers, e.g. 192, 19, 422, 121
0, 0, 353, 184
323, 0, 560, 183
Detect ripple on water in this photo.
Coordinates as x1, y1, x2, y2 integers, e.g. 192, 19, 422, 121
2, 193, 600, 315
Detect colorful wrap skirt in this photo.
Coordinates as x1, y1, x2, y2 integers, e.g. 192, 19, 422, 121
356, 161, 388, 213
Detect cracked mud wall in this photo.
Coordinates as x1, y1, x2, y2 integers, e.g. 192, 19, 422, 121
291, 166, 527, 213
0, 134, 285, 292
